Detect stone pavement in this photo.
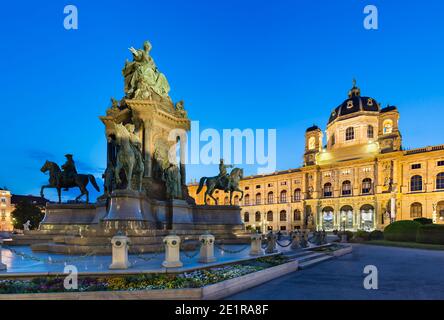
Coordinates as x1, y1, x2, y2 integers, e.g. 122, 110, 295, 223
227, 244, 444, 300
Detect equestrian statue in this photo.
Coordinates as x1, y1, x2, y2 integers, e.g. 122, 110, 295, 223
40, 154, 100, 203
196, 159, 244, 205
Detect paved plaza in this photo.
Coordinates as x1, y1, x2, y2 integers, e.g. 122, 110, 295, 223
227, 244, 444, 300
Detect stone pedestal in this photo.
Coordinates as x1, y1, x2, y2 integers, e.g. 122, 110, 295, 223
162, 234, 183, 268
290, 232, 301, 250
249, 233, 263, 256
0, 241, 6, 271
109, 234, 131, 270
265, 232, 278, 254
198, 233, 216, 263
102, 189, 153, 230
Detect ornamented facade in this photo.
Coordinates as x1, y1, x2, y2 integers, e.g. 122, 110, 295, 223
188, 82, 444, 232
0, 188, 13, 231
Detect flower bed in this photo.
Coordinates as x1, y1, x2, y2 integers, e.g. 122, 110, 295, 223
0, 255, 288, 294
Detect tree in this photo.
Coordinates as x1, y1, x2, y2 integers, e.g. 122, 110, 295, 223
11, 201, 44, 230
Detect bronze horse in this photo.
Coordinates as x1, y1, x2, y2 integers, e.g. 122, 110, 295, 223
40, 161, 100, 203
196, 168, 244, 205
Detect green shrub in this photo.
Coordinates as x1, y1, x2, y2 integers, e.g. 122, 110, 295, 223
369, 230, 384, 240
416, 224, 444, 244
413, 218, 433, 225
353, 230, 370, 241
384, 220, 421, 242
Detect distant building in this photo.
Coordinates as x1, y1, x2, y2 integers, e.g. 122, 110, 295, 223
0, 188, 13, 231
188, 83, 444, 232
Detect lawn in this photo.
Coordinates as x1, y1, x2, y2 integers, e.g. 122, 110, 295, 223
364, 240, 444, 251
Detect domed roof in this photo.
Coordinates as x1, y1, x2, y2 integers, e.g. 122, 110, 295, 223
328, 80, 380, 125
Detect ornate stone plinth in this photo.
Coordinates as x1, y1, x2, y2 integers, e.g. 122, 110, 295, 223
162, 234, 183, 268
109, 234, 131, 269
102, 189, 155, 231
198, 233, 216, 263
249, 233, 263, 256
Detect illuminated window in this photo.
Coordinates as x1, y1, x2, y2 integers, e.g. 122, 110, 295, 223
280, 190, 287, 203
345, 127, 354, 141
436, 173, 444, 190
383, 119, 393, 134
267, 192, 274, 204
410, 175, 422, 192
293, 189, 301, 201
362, 178, 372, 194
410, 203, 422, 218
293, 210, 302, 221
342, 180, 352, 196
367, 125, 374, 138
308, 136, 316, 150
323, 183, 332, 197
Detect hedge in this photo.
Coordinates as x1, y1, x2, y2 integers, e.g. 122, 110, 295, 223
384, 220, 421, 242
353, 230, 370, 241
369, 230, 384, 240
413, 218, 433, 225
416, 224, 444, 245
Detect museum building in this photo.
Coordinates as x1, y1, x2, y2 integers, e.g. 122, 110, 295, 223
188, 83, 444, 232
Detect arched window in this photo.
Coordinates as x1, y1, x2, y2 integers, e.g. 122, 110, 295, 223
244, 212, 249, 222
280, 190, 287, 203
367, 125, 374, 138
234, 195, 239, 206
383, 119, 393, 134
255, 193, 261, 205
410, 175, 422, 192
345, 127, 354, 141
362, 178, 372, 194
279, 210, 287, 222
293, 209, 301, 221
293, 188, 301, 201
224, 196, 229, 205
308, 137, 316, 150
267, 211, 273, 222
436, 173, 444, 190
410, 202, 422, 218
267, 191, 274, 204
323, 183, 332, 197
255, 212, 261, 222
244, 194, 250, 205
342, 180, 352, 196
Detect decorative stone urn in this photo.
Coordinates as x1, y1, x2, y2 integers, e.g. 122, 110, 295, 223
249, 233, 264, 256
109, 234, 131, 269
198, 233, 216, 263
162, 234, 183, 268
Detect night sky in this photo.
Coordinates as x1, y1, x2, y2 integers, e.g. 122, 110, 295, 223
1, 0, 443, 201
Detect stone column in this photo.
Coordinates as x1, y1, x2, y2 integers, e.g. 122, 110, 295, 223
198, 233, 216, 263
162, 234, 183, 268
109, 234, 131, 270
249, 233, 264, 256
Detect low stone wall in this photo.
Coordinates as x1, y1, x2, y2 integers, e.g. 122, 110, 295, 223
0, 260, 299, 300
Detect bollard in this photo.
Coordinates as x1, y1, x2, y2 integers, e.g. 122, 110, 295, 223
290, 231, 301, 250
109, 233, 131, 270
249, 233, 264, 256
198, 233, 216, 263
162, 234, 183, 268
265, 231, 278, 254
341, 233, 348, 243
300, 229, 309, 248
0, 240, 6, 271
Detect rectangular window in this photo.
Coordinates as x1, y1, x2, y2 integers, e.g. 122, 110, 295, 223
438, 160, 444, 167
280, 181, 287, 186
267, 183, 273, 187
411, 163, 421, 169
1, 209, 5, 221
256, 185, 261, 189
0, 198, 5, 203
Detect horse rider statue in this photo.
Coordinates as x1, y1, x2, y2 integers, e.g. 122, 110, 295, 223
61, 154, 78, 190
196, 159, 244, 205
217, 159, 233, 192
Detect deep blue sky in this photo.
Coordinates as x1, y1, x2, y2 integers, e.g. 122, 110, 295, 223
1, 0, 444, 201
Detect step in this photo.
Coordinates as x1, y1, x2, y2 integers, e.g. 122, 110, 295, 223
298, 255, 333, 269
297, 252, 328, 263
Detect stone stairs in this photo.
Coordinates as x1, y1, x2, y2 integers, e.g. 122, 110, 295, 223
283, 249, 333, 269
